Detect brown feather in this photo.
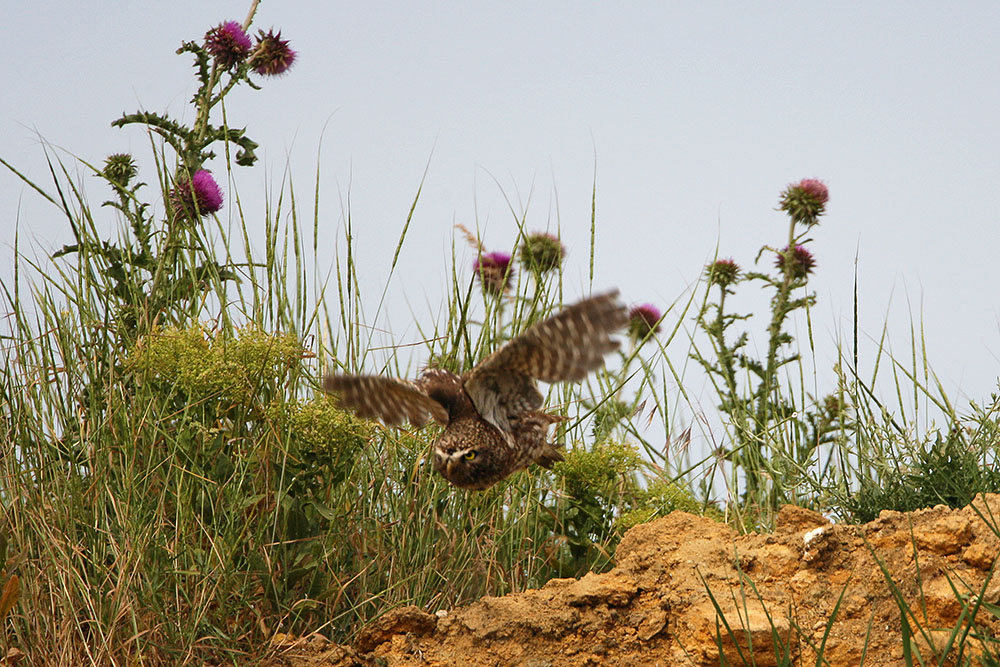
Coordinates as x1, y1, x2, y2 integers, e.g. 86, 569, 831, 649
322, 290, 627, 490
323, 375, 449, 426
464, 290, 626, 433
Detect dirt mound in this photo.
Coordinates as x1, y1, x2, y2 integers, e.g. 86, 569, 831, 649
269, 495, 1000, 666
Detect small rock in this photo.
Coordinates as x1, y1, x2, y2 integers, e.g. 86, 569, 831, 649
637, 608, 668, 641
878, 509, 903, 522
563, 572, 637, 607
922, 576, 963, 622
914, 516, 973, 555
962, 543, 998, 570
681, 599, 791, 667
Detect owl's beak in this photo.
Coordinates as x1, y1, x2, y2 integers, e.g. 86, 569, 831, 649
437, 449, 463, 477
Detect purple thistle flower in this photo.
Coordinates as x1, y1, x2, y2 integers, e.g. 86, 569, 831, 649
628, 303, 662, 341
172, 170, 224, 220
205, 21, 253, 69
473, 251, 514, 295
705, 258, 741, 288
518, 232, 566, 274
797, 178, 829, 205
779, 178, 829, 225
251, 29, 297, 76
775, 245, 816, 279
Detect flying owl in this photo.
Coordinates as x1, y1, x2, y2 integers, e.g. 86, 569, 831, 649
323, 290, 627, 490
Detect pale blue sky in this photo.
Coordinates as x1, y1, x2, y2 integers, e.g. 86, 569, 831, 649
3, 3, 1000, 430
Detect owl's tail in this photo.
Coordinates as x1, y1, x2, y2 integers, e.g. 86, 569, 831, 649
533, 412, 567, 469
534, 443, 565, 469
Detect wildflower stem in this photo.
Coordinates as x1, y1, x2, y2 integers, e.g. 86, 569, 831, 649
711, 286, 741, 414
192, 65, 221, 157
750, 228, 793, 492
242, 0, 261, 31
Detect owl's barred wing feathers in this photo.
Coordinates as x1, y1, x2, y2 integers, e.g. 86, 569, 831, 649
323, 375, 449, 427
464, 290, 627, 432
469, 290, 627, 383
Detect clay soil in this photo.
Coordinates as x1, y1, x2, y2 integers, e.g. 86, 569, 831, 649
268, 495, 1000, 666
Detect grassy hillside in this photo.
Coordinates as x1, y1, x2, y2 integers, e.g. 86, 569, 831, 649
1, 5, 998, 664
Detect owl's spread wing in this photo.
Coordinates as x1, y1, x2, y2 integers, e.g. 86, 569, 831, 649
323, 375, 449, 427
464, 290, 627, 432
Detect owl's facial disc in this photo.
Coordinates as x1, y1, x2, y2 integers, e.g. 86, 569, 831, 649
434, 446, 478, 477
433, 442, 501, 490
433, 447, 447, 468
452, 448, 478, 473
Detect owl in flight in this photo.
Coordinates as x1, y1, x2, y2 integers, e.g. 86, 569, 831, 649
323, 290, 627, 490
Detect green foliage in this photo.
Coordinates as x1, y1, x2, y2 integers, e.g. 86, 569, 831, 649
252, 399, 375, 613
844, 429, 1000, 523
266, 396, 374, 495
689, 182, 1000, 533
0, 9, 680, 653
128, 323, 305, 405
549, 441, 718, 574
618, 479, 716, 531
557, 441, 643, 498
549, 441, 642, 575
589, 398, 633, 443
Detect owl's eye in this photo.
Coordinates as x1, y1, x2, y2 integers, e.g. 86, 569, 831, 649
463, 451, 477, 461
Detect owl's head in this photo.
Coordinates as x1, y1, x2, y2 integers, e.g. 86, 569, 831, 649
432, 443, 507, 490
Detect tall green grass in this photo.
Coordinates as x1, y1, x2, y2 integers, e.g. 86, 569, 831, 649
2, 5, 999, 664
0, 11, 693, 662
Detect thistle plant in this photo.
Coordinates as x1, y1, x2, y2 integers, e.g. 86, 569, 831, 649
465, 229, 567, 302
454, 225, 570, 357
51, 9, 295, 338
693, 179, 843, 510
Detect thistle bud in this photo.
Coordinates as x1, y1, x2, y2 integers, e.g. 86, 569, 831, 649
518, 232, 565, 274
775, 245, 816, 279
103, 153, 137, 187
779, 178, 829, 224
250, 29, 296, 76
705, 258, 741, 288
